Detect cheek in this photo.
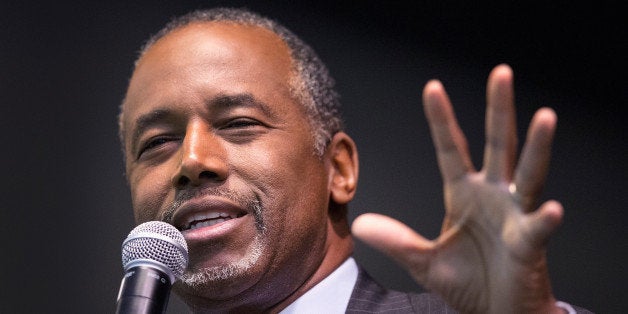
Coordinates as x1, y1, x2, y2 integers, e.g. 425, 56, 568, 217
236, 140, 330, 235
235, 138, 326, 200
129, 169, 173, 223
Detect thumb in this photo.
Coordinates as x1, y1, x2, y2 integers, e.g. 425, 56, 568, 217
352, 213, 433, 275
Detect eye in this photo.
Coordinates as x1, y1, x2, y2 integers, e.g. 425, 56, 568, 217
218, 117, 269, 143
138, 136, 178, 159
222, 118, 261, 129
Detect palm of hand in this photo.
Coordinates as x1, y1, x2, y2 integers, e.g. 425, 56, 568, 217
426, 175, 553, 313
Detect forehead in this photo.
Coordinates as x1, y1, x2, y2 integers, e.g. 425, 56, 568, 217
121, 21, 298, 134
137, 21, 293, 72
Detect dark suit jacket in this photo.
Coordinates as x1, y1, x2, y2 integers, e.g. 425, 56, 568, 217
345, 267, 594, 313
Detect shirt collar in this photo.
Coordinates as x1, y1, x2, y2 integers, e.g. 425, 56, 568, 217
280, 257, 358, 314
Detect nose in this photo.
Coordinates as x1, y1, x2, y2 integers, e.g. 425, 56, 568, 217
171, 120, 229, 189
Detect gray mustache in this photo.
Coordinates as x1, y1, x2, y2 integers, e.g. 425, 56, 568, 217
162, 187, 265, 232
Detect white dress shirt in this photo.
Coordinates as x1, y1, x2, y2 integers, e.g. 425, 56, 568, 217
280, 257, 359, 314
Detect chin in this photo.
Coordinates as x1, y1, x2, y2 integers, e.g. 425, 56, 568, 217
175, 238, 267, 297
175, 265, 257, 300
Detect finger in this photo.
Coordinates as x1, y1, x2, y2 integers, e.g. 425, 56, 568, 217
514, 108, 557, 212
483, 64, 518, 182
524, 200, 563, 247
423, 80, 474, 182
352, 213, 433, 274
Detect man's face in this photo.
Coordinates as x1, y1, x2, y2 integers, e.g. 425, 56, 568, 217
121, 22, 334, 306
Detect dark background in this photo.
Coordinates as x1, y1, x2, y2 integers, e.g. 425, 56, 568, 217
1, 1, 625, 313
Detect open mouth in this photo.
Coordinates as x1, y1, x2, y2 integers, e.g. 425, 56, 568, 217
182, 211, 247, 231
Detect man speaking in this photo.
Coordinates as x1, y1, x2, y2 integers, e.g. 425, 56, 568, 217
117, 7, 590, 313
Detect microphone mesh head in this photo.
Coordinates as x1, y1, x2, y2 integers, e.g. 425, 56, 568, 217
121, 221, 188, 279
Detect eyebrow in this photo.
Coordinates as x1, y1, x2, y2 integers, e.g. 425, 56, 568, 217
211, 93, 277, 119
129, 93, 278, 153
130, 108, 175, 154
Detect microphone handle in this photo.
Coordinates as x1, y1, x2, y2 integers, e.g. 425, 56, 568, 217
116, 265, 172, 314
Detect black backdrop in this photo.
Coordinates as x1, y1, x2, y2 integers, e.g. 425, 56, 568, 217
1, 1, 625, 313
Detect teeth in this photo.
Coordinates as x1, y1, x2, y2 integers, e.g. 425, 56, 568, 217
189, 218, 229, 230
185, 212, 237, 230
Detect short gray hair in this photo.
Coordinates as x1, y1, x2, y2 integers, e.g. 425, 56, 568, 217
120, 7, 344, 156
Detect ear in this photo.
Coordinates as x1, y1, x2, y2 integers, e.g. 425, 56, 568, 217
327, 132, 359, 205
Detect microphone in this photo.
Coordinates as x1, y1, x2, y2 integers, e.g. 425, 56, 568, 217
116, 221, 189, 314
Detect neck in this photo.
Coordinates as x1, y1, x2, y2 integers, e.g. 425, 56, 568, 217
182, 217, 354, 313
269, 220, 353, 313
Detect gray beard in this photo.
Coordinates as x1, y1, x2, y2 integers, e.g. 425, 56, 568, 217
162, 186, 267, 287
179, 233, 265, 288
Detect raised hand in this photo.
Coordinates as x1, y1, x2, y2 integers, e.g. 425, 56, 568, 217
352, 64, 565, 313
